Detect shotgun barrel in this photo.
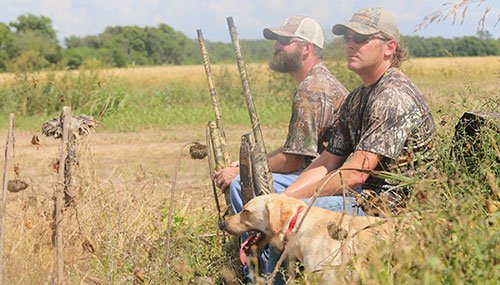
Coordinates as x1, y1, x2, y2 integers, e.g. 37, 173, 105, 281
226, 17, 273, 196
197, 29, 231, 168
197, 29, 232, 213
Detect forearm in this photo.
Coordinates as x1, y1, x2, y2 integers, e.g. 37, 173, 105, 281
284, 151, 347, 198
285, 166, 368, 198
268, 149, 304, 173
314, 150, 382, 197
283, 165, 329, 198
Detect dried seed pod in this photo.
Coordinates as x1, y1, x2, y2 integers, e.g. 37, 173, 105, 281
50, 158, 60, 173
7, 179, 29, 193
82, 238, 95, 254
189, 142, 208, 160
13, 163, 20, 177
31, 135, 40, 146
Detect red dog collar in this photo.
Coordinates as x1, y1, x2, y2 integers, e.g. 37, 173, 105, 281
286, 206, 304, 235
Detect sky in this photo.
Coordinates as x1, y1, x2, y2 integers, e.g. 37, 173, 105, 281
1, 0, 499, 45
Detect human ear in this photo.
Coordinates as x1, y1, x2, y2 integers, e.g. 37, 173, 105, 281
384, 39, 398, 57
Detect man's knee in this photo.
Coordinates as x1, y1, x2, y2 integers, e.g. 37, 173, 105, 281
229, 175, 244, 214
229, 176, 242, 197
305, 196, 362, 215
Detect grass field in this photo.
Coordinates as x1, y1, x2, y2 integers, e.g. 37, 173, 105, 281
0, 57, 498, 284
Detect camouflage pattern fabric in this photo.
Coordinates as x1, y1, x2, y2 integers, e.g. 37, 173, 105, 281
327, 67, 436, 202
282, 63, 348, 167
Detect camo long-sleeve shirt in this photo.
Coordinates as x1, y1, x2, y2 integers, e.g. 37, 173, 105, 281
282, 63, 348, 168
327, 67, 436, 194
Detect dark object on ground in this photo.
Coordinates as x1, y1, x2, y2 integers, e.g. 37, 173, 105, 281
451, 111, 500, 170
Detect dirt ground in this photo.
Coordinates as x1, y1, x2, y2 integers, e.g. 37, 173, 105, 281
1, 126, 287, 209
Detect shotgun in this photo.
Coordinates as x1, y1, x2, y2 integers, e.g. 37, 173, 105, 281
226, 17, 273, 196
197, 29, 232, 213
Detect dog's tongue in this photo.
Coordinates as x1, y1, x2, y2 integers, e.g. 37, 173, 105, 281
239, 232, 256, 265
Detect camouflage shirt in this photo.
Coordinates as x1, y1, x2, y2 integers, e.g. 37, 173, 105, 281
327, 67, 436, 194
282, 63, 348, 167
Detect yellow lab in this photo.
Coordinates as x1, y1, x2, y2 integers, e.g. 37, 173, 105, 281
221, 193, 395, 283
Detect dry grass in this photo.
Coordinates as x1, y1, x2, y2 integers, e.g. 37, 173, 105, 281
0, 126, 286, 284
0, 56, 498, 283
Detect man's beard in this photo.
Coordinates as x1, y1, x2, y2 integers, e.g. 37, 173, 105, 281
269, 49, 303, 73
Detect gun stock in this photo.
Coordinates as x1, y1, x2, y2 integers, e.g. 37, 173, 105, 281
239, 133, 254, 204
226, 17, 273, 196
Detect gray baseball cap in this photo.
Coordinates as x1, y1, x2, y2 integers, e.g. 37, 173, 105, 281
263, 16, 324, 49
332, 7, 400, 41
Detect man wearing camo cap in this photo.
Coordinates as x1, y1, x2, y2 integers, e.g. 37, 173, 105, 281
284, 7, 436, 216
215, 15, 348, 283
216, 15, 347, 211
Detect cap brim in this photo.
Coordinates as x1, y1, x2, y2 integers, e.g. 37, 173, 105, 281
263, 28, 296, 40
332, 23, 379, 36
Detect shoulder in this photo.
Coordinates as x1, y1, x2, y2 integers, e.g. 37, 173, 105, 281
369, 68, 423, 107
300, 63, 348, 96
376, 68, 420, 96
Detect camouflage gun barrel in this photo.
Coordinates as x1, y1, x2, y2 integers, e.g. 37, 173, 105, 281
226, 17, 273, 196
197, 29, 232, 214
197, 29, 231, 168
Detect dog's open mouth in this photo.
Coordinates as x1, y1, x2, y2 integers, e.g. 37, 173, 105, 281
239, 230, 266, 265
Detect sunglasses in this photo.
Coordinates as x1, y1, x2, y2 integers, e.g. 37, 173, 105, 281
276, 37, 305, 46
343, 33, 388, 45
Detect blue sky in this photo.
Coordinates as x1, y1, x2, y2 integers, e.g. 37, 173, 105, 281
1, 0, 498, 44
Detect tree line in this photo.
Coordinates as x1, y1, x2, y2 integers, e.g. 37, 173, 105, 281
0, 14, 499, 72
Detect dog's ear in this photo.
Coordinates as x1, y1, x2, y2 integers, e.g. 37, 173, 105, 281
267, 197, 293, 235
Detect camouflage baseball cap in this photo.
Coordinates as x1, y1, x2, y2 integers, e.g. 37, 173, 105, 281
263, 16, 324, 49
332, 7, 400, 41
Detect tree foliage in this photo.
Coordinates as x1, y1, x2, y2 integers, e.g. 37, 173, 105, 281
401, 35, 500, 57
3, 14, 62, 71
0, 13, 498, 73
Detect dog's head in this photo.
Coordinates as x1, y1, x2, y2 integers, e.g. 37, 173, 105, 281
221, 194, 306, 254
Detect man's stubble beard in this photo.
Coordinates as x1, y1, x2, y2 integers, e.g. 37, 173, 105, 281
269, 49, 303, 73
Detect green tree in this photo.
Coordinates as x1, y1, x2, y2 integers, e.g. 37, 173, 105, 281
9, 14, 62, 71
65, 35, 84, 48
476, 30, 493, 40
0, 22, 16, 71
9, 14, 58, 42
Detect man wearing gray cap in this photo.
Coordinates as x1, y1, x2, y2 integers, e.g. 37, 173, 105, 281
284, 7, 436, 217
215, 16, 347, 213
215, 15, 347, 282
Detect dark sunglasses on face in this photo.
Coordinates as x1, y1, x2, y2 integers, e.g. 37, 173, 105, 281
276, 37, 305, 46
343, 33, 388, 45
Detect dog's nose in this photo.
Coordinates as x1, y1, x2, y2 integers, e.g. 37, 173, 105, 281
218, 219, 226, 230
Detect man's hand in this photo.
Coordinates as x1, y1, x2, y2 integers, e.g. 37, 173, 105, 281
214, 161, 240, 190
